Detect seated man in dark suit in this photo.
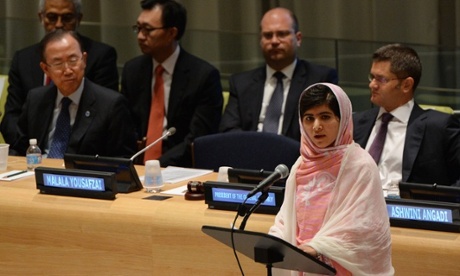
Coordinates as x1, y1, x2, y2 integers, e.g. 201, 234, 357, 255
1, 0, 119, 144
353, 43, 460, 196
219, 7, 338, 141
121, 0, 223, 167
11, 30, 137, 158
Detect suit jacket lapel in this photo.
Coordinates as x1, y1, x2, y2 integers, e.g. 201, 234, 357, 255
139, 57, 153, 136
402, 104, 426, 181
168, 51, 189, 123
69, 81, 97, 146
282, 62, 306, 135
251, 68, 266, 128
31, 45, 46, 86
354, 108, 379, 147
35, 87, 57, 147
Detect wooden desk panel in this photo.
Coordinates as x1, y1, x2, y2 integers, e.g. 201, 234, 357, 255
0, 157, 271, 275
1, 157, 460, 275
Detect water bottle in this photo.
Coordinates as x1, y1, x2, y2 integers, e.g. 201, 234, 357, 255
144, 160, 164, 193
26, 138, 42, 171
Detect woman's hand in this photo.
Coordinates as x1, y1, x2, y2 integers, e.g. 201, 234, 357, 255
298, 244, 318, 258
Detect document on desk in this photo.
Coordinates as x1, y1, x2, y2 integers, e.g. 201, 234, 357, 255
0, 170, 35, 181
161, 166, 213, 184
157, 166, 212, 196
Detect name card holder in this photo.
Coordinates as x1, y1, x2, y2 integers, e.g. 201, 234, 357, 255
386, 198, 460, 232
203, 181, 285, 215
35, 166, 117, 200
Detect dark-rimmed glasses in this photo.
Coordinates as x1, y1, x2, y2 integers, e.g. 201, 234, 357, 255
42, 12, 78, 24
132, 25, 168, 36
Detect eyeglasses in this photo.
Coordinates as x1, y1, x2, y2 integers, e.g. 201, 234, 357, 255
42, 12, 78, 24
46, 56, 83, 72
368, 73, 404, 84
261, 30, 294, 41
132, 25, 168, 36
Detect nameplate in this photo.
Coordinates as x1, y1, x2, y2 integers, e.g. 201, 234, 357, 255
35, 167, 117, 200
386, 198, 460, 232
387, 203, 452, 223
203, 181, 284, 214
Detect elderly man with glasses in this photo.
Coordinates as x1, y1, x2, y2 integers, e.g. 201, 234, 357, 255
10, 29, 136, 158
1, 0, 119, 145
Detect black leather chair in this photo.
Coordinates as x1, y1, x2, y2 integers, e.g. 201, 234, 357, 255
192, 131, 300, 172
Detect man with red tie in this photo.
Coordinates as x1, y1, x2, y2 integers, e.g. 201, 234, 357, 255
121, 0, 223, 167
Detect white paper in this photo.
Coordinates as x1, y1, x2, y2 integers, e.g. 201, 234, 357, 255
0, 170, 35, 181
160, 166, 213, 184
160, 185, 188, 196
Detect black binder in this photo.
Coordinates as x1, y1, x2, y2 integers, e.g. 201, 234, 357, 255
202, 225, 336, 275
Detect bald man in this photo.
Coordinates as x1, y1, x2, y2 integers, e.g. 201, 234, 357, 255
220, 7, 338, 141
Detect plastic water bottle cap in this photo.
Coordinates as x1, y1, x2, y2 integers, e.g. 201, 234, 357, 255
29, 138, 37, 145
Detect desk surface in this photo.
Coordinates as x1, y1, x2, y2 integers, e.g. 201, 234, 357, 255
0, 157, 459, 275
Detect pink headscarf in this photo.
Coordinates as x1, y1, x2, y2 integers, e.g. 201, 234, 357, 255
296, 83, 353, 180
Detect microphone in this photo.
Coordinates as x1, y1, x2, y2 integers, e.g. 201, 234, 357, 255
246, 164, 289, 199
130, 127, 176, 161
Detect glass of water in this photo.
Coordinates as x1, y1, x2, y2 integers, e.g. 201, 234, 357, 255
144, 160, 164, 193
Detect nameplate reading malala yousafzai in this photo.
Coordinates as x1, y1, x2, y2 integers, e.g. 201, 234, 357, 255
35, 166, 117, 200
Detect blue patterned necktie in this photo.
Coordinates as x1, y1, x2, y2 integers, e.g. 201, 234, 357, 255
263, 71, 285, 133
368, 113, 393, 164
48, 97, 72, 159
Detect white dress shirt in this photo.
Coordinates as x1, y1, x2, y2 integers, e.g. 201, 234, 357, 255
365, 99, 414, 196
258, 60, 297, 134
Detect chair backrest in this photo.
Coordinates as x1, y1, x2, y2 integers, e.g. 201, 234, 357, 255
192, 131, 300, 172
0, 75, 8, 143
222, 91, 229, 114
419, 104, 454, 114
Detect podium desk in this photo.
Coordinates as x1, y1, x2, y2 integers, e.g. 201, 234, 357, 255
1, 157, 460, 275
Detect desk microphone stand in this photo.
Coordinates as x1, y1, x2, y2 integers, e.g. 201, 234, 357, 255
239, 191, 269, 230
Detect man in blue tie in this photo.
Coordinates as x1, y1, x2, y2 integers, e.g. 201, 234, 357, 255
10, 29, 137, 158
219, 7, 338, 141
1, 0, 119, 145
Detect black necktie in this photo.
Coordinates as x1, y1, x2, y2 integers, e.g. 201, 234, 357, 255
263, 71, 285, 133
368, 113, 393, 164
48, 97, 72, 159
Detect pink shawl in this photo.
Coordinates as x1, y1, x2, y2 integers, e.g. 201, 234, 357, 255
269, 83, 394, 275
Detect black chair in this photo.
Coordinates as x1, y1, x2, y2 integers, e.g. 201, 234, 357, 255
192, 131, 300, 172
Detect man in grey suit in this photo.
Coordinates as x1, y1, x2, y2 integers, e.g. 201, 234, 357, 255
121, 0, 223, 167
1, 0, 119, 145
11, 30, 136, 158
219, 7, 338, 141
353, 44, 460, 195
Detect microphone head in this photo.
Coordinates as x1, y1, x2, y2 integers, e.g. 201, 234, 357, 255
167, 127, 176, 136
275, 164, 289, 178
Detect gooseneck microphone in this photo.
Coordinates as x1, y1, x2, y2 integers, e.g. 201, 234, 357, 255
246, 164, 289, 199
130, 127, 176, 161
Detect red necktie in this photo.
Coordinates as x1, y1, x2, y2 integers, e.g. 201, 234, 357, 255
144, 65, 165, 163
